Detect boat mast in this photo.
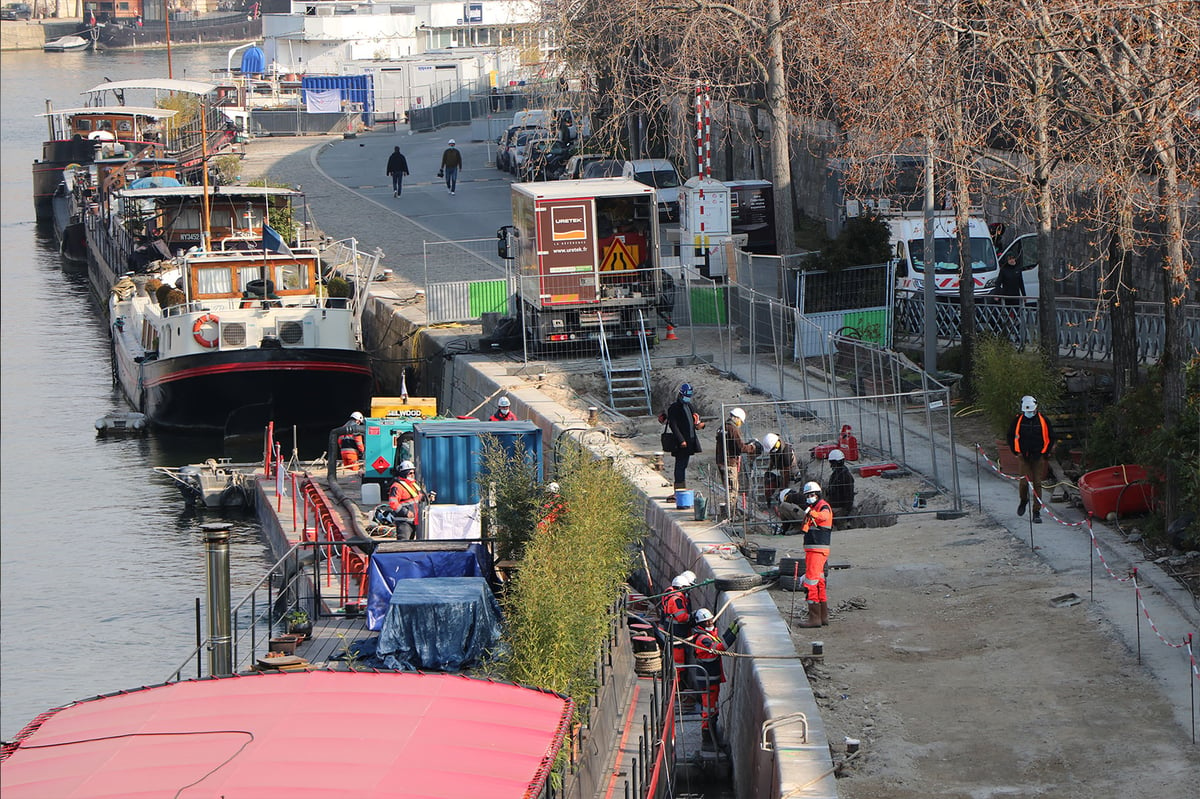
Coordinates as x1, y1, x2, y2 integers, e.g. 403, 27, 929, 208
199, 98, 212, 250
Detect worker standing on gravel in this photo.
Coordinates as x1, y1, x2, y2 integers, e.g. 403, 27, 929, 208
715, 407, 757, 511
664, 383, 705, 490
1006, 395, 1056, 524
760, 432, 798, 508
795, 481, 834, 628
691, 608, 727, 740
659, 570, 696, 667
388, 460, 434, 540
826, 449, 856, 520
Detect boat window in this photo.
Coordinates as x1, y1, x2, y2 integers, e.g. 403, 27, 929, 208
276, 262, 310, 291
239, 266, 266, 288
97, 119, 113, 131
117, 120, 132, 132
196, 267, 233, 296
75, 119, 92, 132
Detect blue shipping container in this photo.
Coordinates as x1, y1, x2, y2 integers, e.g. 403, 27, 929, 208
301, 74, 375, 123
414, 421, 543, 506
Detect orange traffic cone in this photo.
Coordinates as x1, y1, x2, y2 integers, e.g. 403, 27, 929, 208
665, 325, 678, 340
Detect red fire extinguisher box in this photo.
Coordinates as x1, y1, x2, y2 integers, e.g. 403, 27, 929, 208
810, 425, 860, 461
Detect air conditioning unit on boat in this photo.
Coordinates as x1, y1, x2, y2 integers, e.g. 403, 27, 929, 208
220, 322, 247, 347
278, 321, 305, 346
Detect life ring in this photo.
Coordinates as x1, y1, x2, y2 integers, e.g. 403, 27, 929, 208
193, 313, 220, 348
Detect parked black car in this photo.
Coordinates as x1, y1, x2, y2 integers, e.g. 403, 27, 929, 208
519, 139, 576, 182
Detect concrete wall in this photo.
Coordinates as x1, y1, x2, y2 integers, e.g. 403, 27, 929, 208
358, 288, 839, 799
1, 21, 46, 50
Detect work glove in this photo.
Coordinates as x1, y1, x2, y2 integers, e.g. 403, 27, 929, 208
750, 439, 764, 455
723, 621, 740, 646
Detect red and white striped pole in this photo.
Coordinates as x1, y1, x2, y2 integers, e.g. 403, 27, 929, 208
702, 85, 712, 178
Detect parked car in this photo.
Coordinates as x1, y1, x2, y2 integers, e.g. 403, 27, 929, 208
622, 158, 683, 221
559, 153, 608, 181
519, 139, 576, 182
1, 2, 32, 19
580, 159, 625, 179
495, 124, 545, 172
509, 130, 556, 176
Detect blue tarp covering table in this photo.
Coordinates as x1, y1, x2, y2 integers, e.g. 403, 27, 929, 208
366, 547, 493, 630
377, 577, 503, 672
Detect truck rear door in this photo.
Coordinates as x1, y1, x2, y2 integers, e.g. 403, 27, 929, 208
534, 197, 598, 305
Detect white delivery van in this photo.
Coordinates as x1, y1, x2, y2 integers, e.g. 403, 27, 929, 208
622, 159, 682, 222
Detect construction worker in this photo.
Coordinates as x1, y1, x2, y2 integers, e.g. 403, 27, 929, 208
826, 448, 856, 519
715, 408, 757, 510
538, 481, 568, 530
1006, 395, 1056, 524
658, 570, 696, 667
489, 396, 517, 422
759, 432, 798, 507
664, 382, 705, 489
387, 460, 434, 540
690, 608, 727, 737
338, 412, 365, 471
796, 481, 834, 627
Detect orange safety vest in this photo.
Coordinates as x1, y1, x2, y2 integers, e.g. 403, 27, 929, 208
692, 626, 726, 681
801, 498, 834, 550
388, 478, 423, 524
1012, 413, 1051, 455
660, 587, 690, 625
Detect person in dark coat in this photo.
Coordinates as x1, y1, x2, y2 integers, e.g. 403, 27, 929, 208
826, 448, 856, 519
1006, 395, 1056, 523
994, 253, 1026, 307
385, 146, 410, 197
440, 139, 463, 194
664, 383, 705, 489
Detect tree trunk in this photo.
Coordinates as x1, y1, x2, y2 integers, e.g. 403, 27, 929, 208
1107, 213, 1138, 403
766, 0, 796, 255
1031, 56, 1058, 365
1156, 139, 1186, 523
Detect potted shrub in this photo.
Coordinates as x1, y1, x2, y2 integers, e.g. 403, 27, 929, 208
972, 336, 1062, 473
285, 608, 312, 640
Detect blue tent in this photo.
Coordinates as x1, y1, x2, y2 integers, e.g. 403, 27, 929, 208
129, 176, 182, 189
240, 45, 265, 76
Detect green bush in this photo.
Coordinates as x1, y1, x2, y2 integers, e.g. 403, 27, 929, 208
325, 276, 352, 299
246, 178, 299, 244
498, 444, 645, 722
971, 336, 1062, 439
479, 436, 545, 563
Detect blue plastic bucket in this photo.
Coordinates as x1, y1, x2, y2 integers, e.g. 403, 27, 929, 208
675, 489, 695, 509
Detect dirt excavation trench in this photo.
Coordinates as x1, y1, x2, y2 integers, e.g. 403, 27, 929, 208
539, 356, 1199, 799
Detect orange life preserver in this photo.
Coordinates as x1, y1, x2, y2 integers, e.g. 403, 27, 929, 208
193, 313, 220, 348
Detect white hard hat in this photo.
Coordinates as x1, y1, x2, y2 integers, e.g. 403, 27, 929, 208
694, 608, 715, 624
730, 407, 746, 422
448, 138, 456, 145
802, 481, 822, 495
1021, 395, 1038, 413
671, 570, 696, 588
762, 433, 780, 452
397, 460, 415, 473
350, 411, 364, 423
778, 488, 792, 504
828, 448, 845, 462
498, 396, 511, 408
547, 481, 560, 493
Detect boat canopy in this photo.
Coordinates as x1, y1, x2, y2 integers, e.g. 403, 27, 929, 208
1, 671, 573, 799
84, 78, 219, 96
36, 106, 178, 120
117, 185, 300, 200
128, 176, 183, 189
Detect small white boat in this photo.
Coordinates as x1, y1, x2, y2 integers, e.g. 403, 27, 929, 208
44, 34, 91, 52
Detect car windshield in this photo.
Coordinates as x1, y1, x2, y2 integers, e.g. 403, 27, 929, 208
634, 168, 681, 189
908, 236, 997, 273
583, 160, 624, 178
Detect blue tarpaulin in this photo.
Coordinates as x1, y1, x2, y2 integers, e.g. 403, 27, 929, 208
240, 45, 265, 76
129, 176, 182, 189
366, 546, 493, 630
377, 577, 503, 672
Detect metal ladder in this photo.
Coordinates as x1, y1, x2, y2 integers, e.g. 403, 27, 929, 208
599, 312, 653, 417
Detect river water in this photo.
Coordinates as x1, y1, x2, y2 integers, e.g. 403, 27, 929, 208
0, 44, 277, 740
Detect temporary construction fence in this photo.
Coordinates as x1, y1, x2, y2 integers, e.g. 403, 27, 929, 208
423, 238, 512, 324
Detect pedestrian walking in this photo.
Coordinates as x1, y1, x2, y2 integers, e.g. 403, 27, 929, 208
1006, 395, 1056, 524
690, 608, 727, 739
780, 482, 834, 627
658, 570, 696, 668
439, 139, 462, 195
994, 253, 1026, 307
385, 146, 410, 197
664, 383, 705, 490
715, 407, 757, 510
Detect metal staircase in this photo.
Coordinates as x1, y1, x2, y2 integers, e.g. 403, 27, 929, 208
598, 312, 653, 416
